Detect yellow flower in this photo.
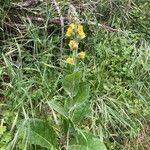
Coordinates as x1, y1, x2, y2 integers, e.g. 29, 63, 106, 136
65, 23, 76, 37
66, 27, 73, 37
77, 24, 86, 39
78, 51, 86, 59
69, 23, 75, 29
79, 32, 86, 39
77, 24, 84, 32
68, 40, 78, 49
66, 57, 74, 64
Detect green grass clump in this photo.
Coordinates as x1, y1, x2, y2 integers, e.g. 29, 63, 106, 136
0, 0, 150, 149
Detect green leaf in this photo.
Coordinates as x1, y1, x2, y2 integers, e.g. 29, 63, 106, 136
143, 64, 150, 71
1, 133, 11, 142
88, 137, 107, 150
47, 101, 69, 119
63, 72, 81, 98
71, 103, 90, 124
68, 145, 87, 150
69, 82, 90, 124
0, 125, 6, 135
17, 119, 58, 150
73, 82, 90, 105
0, 68, 2, 76
70, 131, 107, 150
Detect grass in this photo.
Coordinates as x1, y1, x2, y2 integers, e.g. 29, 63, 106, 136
0, 0, 150, 150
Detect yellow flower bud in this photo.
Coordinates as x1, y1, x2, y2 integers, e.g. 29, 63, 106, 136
68, 40, 78, 49
78, 51, 86, 59
79, 32, 86, 39
77, 24, 86, 39
69, 23, 75, 29
65, 23, 76, 37
66, 27, 73, 37
66, 57, 74, 64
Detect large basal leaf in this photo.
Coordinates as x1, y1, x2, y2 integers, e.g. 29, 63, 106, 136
71, 103, 90, 124
88, 137, 107, 150
69, 82, 90, 124
73, 82, 90, 105
70, 131, 107, 150
62, 72, 81, 98
68, 145, 87, 150
17, 119, 58, 150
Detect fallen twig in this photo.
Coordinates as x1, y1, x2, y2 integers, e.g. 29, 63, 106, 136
12, 0, 41, 8
88, 21, 119, 32
5, 16, 118, 32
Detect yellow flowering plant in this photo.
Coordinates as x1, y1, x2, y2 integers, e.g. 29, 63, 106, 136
64, 21, 89, 108
61, 18, 105, 150
62, 19, 91, 140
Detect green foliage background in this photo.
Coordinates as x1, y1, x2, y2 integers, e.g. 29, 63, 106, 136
0, 0, 150, 149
